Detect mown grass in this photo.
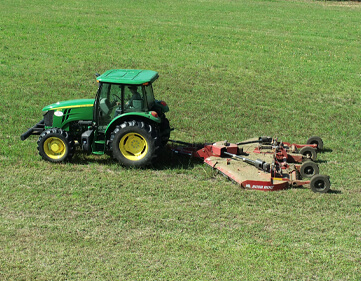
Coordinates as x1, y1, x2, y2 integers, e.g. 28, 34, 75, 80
1, 0, 361, 279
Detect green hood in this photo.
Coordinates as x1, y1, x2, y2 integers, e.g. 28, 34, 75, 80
42, 99, 95, 111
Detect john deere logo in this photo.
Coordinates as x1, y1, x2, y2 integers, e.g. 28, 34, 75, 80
54, 111, 63, 117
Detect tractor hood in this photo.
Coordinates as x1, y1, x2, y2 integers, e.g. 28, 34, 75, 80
42, 99, 95, 129
42, 99, 95, 112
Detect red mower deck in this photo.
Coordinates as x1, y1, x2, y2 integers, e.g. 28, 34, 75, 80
170, 137, 330, 193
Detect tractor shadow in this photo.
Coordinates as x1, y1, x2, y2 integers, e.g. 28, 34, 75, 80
151, 147, 203, 171
70, 153, 115, 166
69, 145, 202, 171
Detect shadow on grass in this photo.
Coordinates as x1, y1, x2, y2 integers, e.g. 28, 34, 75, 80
320, 148, 333, 153
312, 148, 333, 164
151, 148, 203, 171
292, 185, 340, 194
69, 146, 203, 171
327, 189, 342, 194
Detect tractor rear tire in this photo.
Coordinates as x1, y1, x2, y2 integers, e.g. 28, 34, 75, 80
160, 117, 170, 147
310, 174, 331, 193
37, 128, 75, 163
109, 120, 160, 167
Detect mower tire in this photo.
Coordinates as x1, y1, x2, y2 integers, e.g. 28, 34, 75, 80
306, 136, 324, 151
37, 128, 75, 163
300, 161, 319, 178
109, 120, 160, 167
299, 146, 317, 161
310, 174, 331, 193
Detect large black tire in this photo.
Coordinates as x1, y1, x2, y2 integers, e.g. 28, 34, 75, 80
109, 120, 160, 167
310, 174, 331, 193
37, 128, 75, 163
300, 161, 319, 178
306, 136, 324, 151
160, 117, 171, 147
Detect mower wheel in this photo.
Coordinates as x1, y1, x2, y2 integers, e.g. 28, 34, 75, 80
300, 161, 319, 178
109, 120, 160, 167
306, 136, 324, 151
37, 128, 75, 163
310, 174, 331, 193
299, 146, 317, 161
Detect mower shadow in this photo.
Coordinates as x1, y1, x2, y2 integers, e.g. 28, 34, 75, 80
314, 159, 328, 164
327, 189, 342, 194
319, 148, 333, 153
313, 148, 333, 164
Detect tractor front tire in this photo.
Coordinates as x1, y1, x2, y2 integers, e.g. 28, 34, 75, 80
37, 128, 74, 163
110, 120, 159, 167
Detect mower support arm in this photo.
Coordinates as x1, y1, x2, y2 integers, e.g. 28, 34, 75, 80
223, 151, 271, 172
236, 136, 272, 146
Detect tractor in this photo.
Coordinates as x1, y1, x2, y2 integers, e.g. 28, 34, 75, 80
21, 69, 171, 166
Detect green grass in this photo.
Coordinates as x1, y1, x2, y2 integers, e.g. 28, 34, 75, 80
1, 0, 361, 279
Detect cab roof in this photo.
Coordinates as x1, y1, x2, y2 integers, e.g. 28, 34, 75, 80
96, 69, 159, 85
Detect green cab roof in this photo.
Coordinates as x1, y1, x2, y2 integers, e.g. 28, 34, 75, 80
96, 69, 159, 85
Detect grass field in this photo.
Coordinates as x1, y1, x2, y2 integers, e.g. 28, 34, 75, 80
1, 0, 361, 279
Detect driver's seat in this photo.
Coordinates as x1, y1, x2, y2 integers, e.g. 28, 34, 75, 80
132, 99, 144, 111
99, 98, 111, 115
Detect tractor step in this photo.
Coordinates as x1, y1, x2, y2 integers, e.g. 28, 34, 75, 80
92, 140, 106, 154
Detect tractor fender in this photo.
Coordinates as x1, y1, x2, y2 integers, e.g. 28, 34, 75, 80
105, 112, 161, 139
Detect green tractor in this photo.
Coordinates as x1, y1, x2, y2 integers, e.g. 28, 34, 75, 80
21, 69, 171, 166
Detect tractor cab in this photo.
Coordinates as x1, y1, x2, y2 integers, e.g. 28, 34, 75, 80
96, 82, 158, 132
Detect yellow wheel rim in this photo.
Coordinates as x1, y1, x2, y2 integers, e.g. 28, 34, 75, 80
119, 133, 148, 161
43, 137, 67, 160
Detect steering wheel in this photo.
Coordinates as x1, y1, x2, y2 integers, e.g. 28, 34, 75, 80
113, 94, 121, 102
